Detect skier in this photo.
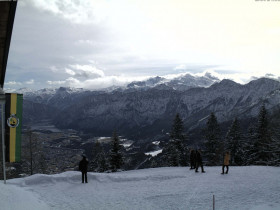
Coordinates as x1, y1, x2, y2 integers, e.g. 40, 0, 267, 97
79, 155, 89, 183
190, 149, 196, 169
221, 151, 230, 174
195, 150, 205, 173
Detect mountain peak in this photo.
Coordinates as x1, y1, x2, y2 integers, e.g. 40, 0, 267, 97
249, 77, 279, 85
204, 72, 220, 81
219, 79, 238, 85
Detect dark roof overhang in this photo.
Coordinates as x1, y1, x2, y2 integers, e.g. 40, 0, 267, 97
0, 0, 18, 88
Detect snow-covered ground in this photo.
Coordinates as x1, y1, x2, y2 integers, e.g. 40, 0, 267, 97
1, 166, 280, 210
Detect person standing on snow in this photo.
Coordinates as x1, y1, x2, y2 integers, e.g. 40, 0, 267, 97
79, 155, 89, 183
190, 149, 196, 170
221, 151, 231, 174
195, 150, 205, 173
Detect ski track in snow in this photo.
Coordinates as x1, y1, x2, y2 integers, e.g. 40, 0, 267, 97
2, 166, 280, 210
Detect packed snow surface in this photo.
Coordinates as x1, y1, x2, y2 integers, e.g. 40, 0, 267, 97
1, 166, 280, 210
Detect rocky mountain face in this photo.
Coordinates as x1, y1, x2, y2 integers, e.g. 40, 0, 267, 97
22, 76, 280, 141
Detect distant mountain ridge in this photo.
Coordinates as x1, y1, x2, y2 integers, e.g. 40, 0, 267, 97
127, 72, 220, 91
17, 72, 220, 96
21, 75, 280, 141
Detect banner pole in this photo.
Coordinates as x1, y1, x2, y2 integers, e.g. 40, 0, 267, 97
1, 102, 6, 184
213, 194, 215, 210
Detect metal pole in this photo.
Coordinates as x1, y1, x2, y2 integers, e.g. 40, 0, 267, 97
213, 194, 215, 210
1, 103, 6, 184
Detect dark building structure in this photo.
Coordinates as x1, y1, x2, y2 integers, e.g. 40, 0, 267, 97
0, 0, 18, 88
0, 0, 18, 180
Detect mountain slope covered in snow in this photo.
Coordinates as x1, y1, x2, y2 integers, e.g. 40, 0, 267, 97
25, 78, 280, 138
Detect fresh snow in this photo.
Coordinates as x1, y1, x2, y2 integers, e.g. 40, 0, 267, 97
122, 143, 133, 148
0, 181, 49, 210
145, 149, 163, 157
1, 166, 280, 210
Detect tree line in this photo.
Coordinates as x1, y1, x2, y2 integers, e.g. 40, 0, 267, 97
92, 104, 280, 172
5, 104, 279, 178
161, 104, 280, 167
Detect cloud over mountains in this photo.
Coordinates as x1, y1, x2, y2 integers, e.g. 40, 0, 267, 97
4, 0, 280, 90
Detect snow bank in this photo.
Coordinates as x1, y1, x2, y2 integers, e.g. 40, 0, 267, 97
0, 182, 49, 210
2, 166, 280, 210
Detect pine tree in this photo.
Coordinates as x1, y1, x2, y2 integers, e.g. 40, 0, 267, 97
166, 113, 188, 166
253, 104, 272, 165
269, 135, 280, 166
242, 123, 256, 165
90, 141, 109, 172
109, 131, 123, 172
170, 113, 184, 140
266, 107, 280, 165
204, 112, 222, 165
90, 141, 102, 171
165, 142, 179, 166
225, 118, 243, 165
96, 149, 109, 172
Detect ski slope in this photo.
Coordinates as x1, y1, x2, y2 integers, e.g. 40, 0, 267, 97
1, 166, 280, 210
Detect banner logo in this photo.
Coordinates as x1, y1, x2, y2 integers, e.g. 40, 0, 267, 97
7, 114, 19, 128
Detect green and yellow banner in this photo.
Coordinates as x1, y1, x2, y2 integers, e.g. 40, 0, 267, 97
5, 93, 23, 162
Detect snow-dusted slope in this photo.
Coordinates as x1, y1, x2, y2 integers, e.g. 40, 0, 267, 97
49, 78, 280, 136
2, 166, 280, 210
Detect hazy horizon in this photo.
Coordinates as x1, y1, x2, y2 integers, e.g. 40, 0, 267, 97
4, 70, 280, 92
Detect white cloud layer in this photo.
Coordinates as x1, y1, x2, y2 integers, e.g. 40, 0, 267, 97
68, 64, 105, 79
47, 72, 149, 90
6, 67, 280, 91
5, 81, 22, 86
43, 69, 280, 90
4, 0, 280, 90
25, 79, 35, 85
25, 0, 99, 24
47, 80, 66, 85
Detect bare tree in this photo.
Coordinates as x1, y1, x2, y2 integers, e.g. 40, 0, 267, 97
21, 129, 46, 175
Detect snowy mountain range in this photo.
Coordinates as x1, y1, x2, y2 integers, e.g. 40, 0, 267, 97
20, 73, 280, 140
18, 72, 220, 95
126, 72, 220, 91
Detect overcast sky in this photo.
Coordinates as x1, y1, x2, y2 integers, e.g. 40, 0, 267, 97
5, 0, 280, 90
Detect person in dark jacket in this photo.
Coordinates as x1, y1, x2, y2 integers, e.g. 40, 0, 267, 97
79, 155, 89, 183
195, 150, 205, 173
190, 149, 196, 170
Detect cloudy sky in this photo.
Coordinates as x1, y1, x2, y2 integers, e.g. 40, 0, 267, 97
5, 0, 280, 90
